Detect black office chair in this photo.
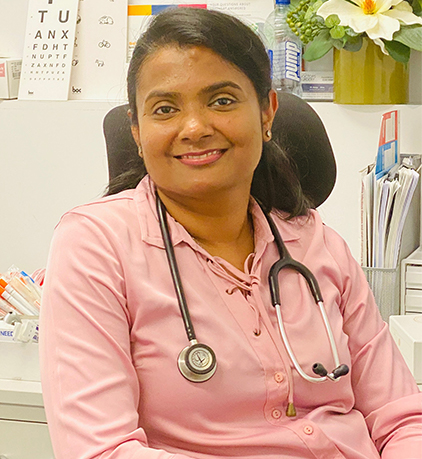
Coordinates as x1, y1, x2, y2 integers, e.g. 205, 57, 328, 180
103, 93, 336, 208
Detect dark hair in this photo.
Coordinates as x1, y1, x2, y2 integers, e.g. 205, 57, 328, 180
107, 7, 311, 217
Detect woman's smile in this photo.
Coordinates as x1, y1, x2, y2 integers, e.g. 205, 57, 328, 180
175, 148, 227, 166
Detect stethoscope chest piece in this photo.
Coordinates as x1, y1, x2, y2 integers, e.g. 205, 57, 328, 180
178, 342, 217, 382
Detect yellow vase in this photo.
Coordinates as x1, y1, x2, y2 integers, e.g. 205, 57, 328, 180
333, 38, 409, 104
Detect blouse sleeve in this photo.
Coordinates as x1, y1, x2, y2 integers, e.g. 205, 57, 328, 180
39, 211, 195, 459
323, 225, 422, 458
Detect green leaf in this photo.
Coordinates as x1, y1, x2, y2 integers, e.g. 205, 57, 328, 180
408, 0, 422, 16
343, 35, 363, 52
344, 26, 359, 37
325, 14, 341, 28
303, 30, 333, 60
305, 0, 323, 20
393, 24, 422, 51
384, 40, 411, 63
330, 25, 346, 39
331, 37, 347, 49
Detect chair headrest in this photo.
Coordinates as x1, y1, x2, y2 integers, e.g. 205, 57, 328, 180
103, 94, 336, 208
273, 93, 336, 208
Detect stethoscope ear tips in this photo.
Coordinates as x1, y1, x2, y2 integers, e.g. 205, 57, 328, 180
312, 362, 350, 380
332, 364, 349, 379
312, 363, 328, 377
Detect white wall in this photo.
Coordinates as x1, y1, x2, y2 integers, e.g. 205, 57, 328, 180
0, 100, 111, 273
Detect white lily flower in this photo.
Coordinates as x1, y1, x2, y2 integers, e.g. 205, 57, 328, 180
317, 0, 422, 42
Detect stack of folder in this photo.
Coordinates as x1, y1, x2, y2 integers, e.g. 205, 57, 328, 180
360, 111, 421, 320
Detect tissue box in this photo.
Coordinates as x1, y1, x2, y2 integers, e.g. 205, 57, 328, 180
389, 314, 422, 384
301, 71, 333, 101
0, 58, 22, 99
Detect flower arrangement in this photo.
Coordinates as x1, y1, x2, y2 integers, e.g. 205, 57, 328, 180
286, 0, 422, 62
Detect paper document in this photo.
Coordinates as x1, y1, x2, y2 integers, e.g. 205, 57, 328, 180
360, 110, 420, 269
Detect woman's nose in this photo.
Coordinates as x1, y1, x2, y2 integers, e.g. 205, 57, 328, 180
178, 109, 214, 142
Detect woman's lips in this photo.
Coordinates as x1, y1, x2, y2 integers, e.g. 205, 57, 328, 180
176, 149, 226, 166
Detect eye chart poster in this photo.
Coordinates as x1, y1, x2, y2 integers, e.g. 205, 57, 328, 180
127, 1, 274, 62
69, 0, 128, 100
18, 0, 79, 100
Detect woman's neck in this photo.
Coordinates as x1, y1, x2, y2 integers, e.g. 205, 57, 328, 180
157, 188, 254, 272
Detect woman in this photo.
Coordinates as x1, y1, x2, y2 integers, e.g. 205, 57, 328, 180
40, 7, 421, 459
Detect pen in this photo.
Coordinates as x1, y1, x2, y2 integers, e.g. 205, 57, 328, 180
0, 297, 16, 315
0, 278, 39, 316
0, 285, 37, 316
8, 276, 41, 310
20, 271, 42, 301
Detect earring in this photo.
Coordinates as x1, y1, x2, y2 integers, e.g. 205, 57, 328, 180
138, 146, 143, 158
265, 129, 272, 140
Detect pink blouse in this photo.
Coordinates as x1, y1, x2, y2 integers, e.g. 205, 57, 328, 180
40, 176, 422, 459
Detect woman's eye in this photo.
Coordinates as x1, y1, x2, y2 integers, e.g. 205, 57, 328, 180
154, 106, 176, 115
212, 97, 235, 107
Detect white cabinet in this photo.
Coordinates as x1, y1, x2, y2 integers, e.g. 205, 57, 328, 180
401, 248, 422, 314
0, 420, 54, 459
0, 379, 54, 459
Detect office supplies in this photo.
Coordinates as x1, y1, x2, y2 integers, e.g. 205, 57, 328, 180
3, 312, 39, 343
361, 112, 420, 270
0, 285, 34, 316
0, 278, 38, 316
301, 71, 333, 101
7, 274, 41, 311
0, 58, 21, 99
20, 271, 42, 301
375, 110, 399, 179
0, 297, 15, 315
360, 111, 420, 321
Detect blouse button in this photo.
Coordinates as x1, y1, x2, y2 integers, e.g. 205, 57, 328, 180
274, 372, 284, 383
303, 425, 314, 435
271, 408, 282, 419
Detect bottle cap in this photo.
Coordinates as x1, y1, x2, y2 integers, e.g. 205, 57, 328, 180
275, 0, 291, 4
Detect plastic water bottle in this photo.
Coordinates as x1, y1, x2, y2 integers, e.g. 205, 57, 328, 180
265, 0, 302, 97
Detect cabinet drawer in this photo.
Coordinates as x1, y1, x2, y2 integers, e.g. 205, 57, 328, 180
0, 419, 54, 459
405, 289, 422, 313
406, 265, 422, 289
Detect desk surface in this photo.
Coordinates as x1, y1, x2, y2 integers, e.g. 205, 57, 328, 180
0, 378, 43, 406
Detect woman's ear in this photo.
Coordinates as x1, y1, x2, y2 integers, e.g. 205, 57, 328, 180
262, 89, 278, 135
128, 109, 142, 157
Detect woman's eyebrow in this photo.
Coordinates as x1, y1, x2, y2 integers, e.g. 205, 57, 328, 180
145, 81, 243, 104
199, 81, 243, 95
145, 90, 179, 104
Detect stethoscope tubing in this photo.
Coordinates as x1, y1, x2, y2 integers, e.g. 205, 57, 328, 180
258, 202, 347, 383
156, 195, 196, 343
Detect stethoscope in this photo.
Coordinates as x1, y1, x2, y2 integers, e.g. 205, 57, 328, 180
156, 195, 349, 384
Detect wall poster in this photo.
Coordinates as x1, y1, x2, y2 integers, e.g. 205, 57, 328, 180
127, 1, 274, 62
18, 0, 79, 100
69, 0, 128, 100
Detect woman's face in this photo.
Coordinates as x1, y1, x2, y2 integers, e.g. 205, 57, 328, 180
131, 45, 277, 202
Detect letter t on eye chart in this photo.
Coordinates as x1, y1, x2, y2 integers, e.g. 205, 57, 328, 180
18, 0, 79, 100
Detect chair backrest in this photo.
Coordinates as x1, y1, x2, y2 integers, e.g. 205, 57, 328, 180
103, 93, 336, 207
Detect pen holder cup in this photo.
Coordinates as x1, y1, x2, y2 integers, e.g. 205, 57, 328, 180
362, 266, 400, 322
